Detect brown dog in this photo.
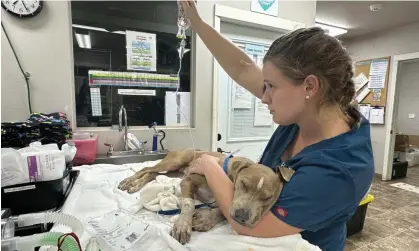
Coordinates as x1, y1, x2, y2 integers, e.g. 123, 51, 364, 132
118, 149, 294, 244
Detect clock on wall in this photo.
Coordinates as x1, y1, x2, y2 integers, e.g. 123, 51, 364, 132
1, 0, 43, 18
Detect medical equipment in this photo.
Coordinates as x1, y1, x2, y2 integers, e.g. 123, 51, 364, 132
119, 105, 129, 151
149, 122, 166, 151
1, 212, 83, 251
174, 0, 197, 165
176, 0, 190, 40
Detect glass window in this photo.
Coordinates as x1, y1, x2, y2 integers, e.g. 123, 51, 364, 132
71, 1, 192, 127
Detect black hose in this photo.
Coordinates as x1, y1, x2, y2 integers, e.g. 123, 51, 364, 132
159, 130, 166, 150
1, 22, 33, 114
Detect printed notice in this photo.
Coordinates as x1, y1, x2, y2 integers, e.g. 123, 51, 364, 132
126, 31, 157, 72
232, 81, 252, 109
4, 185, 36, 193
369, 75, 386, 89
356, 88, 371, 103
370, 107, 385, 124
359, 104, 371, 120
90, 88, 102, 116
254, 98, 272, 126
88, 209, 149, 251
353, 73, 369, 91
369, 59, 388, 76
118, 89, 156, 96
372, 89, 382, 101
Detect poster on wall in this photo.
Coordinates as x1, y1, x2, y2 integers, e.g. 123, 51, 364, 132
245, 43, 265, 68
372, 89, 382, 101
250, 0, 279, 16
126, 31, 157, 72
90, 88, 102, 116
254, 98, 272, 126
232, 80, 252, 109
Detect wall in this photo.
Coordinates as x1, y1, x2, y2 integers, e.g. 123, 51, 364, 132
345, 22, 419, 174
1, 1, 74, 123
1, 1, 316, 154
395, 59, 419, 135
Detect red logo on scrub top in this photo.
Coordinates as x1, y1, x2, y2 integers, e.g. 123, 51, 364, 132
276, 207, 288, 218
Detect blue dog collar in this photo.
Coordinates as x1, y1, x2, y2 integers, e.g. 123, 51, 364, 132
223, 153, 233, 174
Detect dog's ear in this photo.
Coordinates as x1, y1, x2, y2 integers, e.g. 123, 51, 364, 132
277, 166, 295, 182
228, 159, 250, 182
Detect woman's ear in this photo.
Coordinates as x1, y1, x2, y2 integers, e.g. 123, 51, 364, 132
304, 75, 320, 98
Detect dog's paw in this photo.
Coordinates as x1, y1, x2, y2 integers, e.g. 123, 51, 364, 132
171, 218, 192, 244
192, 208, 224, 232
118, 177, 134, 191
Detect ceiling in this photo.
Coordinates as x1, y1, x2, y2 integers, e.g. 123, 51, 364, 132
316, 1, 419, 40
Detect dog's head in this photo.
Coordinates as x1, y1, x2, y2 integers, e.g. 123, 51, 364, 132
227, 158, 295, 227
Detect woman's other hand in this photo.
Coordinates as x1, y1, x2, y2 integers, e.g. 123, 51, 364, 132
180, 0, 202, 28
189, 154, 220, 176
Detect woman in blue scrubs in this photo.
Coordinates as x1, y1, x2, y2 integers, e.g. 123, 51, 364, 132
180, 1, 374, 250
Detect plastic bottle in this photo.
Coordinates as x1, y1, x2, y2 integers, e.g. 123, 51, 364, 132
62, 143, 77, 163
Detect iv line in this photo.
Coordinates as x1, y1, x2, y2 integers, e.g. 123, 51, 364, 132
175, 38, 197, 165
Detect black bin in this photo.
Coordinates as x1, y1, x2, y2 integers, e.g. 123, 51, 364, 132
392, 161, 408, 180
346, 194, 374, 237
1, 168, 79, 215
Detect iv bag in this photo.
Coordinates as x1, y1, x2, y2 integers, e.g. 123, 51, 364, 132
177, 0, 190, 39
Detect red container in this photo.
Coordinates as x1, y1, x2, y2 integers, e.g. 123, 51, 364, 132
67, 134, 98, 165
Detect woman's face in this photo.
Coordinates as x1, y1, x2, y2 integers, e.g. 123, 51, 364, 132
261, 61, 307, 125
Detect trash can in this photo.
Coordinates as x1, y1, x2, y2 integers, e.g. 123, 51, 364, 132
346, 194, 374, 237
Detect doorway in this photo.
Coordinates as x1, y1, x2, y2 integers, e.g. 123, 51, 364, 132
382, 52, 419, 181
216, 23, 281, 161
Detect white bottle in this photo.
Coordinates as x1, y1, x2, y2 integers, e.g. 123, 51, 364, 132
61, 143, 77, 164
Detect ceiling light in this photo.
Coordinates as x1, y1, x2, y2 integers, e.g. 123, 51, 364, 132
370, 4, 383, 12
75, 33, 91, 49
112, 31, 126, 35
72, 24, 125, 35
315, 23, 347, 37
72, 24, 107, 32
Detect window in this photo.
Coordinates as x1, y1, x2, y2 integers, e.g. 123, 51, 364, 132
71, 1, 192, 127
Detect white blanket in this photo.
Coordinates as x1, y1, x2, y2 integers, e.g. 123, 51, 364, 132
42, 162, 321, 251
140, 175, 205, 212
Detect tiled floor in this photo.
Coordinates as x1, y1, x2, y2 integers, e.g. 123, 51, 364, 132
345, 167, 419, 251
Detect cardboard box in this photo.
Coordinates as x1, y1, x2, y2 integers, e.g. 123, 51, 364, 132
408, 135, 419, 148
395, 134, 409, 152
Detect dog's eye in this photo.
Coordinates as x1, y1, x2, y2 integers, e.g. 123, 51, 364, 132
240, 180, 248, 191
261, 196, 273, 202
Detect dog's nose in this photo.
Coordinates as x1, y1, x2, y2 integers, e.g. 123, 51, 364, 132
234, 208, 250, 223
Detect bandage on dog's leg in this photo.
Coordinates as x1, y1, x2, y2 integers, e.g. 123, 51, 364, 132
171, 174, 205, 244
192, 208, 225, 232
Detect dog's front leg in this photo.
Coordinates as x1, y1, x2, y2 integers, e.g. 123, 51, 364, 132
171, 174, 205, 244
192, 208, 225, 232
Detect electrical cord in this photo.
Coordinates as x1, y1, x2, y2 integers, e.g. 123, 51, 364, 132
1, 22, 33, 114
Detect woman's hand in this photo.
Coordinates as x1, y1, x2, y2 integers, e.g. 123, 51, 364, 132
188, 154, 220, 176
180, 0, 202, 28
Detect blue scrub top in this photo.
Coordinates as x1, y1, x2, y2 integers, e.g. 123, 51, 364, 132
259, 117, 374, 251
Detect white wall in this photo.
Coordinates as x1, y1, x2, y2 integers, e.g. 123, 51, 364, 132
395, 59, 419, 135
1, 1, 75, 123
1, 1, 316, 154
345, 22, 419, 174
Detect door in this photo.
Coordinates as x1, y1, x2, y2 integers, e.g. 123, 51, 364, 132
383, 53, 419, 180
217, 23, 282, 162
